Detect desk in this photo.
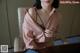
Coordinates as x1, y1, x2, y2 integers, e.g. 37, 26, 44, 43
14, 43, 80, 53
54, 43, 80, 53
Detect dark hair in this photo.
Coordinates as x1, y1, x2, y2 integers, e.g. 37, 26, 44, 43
33, 0, 60, 9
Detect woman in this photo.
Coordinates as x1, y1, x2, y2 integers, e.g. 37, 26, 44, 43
22, 0, 60, 53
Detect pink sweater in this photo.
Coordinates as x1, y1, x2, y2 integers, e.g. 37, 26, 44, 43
22, 8, 61, 49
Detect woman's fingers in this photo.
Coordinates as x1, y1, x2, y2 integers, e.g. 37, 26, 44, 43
27, 31, 34, 38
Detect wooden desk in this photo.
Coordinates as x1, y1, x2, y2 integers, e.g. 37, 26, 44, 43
54, 43, 80, 53
14, 43, 80, 53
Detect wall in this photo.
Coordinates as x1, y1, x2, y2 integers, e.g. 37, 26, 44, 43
0, 0, 11, 48
58, 4, 80, 38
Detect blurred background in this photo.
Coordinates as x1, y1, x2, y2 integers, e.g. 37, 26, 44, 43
0, 0, 80, 51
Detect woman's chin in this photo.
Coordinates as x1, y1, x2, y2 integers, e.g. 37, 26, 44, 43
44, 4, 51, 7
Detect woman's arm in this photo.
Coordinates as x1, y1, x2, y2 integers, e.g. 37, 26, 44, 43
35, 12, 61, 43
22, 8, 39, 48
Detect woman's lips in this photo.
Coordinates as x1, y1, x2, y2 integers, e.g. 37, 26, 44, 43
45, 1, 50, 3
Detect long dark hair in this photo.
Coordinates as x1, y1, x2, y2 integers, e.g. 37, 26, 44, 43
33, 0, 60, 9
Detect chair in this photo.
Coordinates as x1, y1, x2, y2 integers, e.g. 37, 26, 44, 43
14, 7, 28, 52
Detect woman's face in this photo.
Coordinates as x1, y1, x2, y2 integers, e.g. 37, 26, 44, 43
40, 0, 54, 6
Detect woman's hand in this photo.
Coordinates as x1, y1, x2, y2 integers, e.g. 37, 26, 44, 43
27, 31, 34, 38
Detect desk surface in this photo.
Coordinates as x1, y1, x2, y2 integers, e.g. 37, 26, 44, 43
54, 43, 80, 53
15, 43, 80, 53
